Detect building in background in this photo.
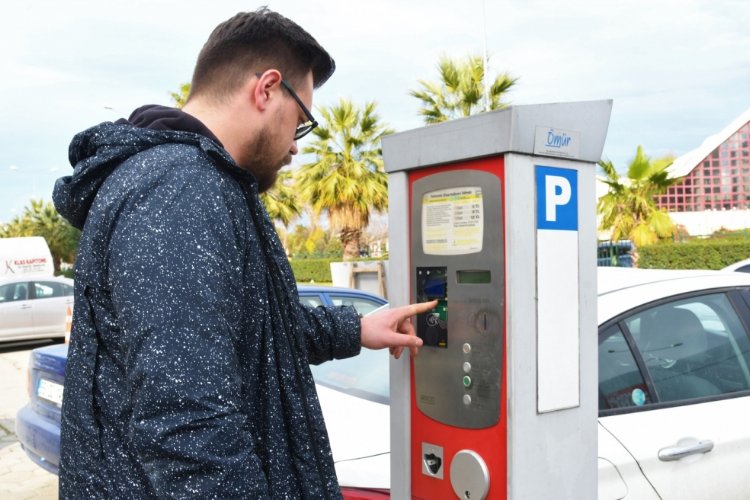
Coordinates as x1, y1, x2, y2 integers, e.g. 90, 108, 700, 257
656, 107, 750, 235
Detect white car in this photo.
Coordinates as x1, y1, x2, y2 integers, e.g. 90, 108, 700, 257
721, 257, 750, 273
313, 268, 750, 499
0, 275, 73, 342
312, 347, 391, 497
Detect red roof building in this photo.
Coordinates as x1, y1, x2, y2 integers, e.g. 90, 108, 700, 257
657, 109, 750, 212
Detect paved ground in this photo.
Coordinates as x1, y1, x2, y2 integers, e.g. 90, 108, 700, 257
0, 341, 58, 499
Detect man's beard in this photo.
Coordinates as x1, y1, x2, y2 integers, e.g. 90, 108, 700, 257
241, 126, 292, 193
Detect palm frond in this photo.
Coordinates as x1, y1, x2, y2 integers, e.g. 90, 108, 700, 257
598, 146, 677, 247
409, 54, 517, 124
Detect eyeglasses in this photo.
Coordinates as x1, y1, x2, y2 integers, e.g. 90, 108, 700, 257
279, 79, 318, 140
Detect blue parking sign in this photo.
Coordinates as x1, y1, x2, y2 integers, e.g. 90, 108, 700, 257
536, 166, 578, 231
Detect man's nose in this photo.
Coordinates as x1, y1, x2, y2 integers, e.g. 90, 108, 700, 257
290, 140, 299, 155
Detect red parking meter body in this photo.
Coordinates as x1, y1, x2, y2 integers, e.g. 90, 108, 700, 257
408, 159, 506, 500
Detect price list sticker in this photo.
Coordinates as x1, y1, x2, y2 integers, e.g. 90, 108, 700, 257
422, 187, 483, 255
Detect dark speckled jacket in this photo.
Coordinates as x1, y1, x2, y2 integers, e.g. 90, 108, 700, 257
53, 113, 361, 499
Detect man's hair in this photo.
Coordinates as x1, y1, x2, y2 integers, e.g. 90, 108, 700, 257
189, 7, 335, 102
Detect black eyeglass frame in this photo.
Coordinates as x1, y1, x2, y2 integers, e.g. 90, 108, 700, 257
278, 79, 318, 140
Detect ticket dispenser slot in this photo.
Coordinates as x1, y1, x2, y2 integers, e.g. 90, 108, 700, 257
411, 169, 504, 430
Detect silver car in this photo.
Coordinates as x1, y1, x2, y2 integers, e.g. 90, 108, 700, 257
0, 275, 73, 342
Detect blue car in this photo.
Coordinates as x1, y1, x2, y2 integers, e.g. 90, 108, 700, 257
15, 342, 67, 474
15, 285, 387, 475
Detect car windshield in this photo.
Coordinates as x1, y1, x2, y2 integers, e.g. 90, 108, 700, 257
310, 347, 390, 405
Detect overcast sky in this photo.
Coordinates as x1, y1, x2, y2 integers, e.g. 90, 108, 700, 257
1, 0, 749, 223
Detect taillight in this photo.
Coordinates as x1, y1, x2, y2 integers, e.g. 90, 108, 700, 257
64, 305, 72, 344
341, 488, 390, 499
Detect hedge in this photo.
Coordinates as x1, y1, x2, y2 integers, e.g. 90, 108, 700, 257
54, 258, 383, 284
289, 258, 335, 283
638, 240, 750, 270
289, 257, 389, 283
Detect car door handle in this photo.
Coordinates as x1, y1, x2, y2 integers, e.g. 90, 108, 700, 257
20, 304, 32, 309
658, 439, 714, 462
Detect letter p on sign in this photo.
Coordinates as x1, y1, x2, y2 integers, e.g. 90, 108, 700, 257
536, 166, 578, 231
545, 176, 571, 222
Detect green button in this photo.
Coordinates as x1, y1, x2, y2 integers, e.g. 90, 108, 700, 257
462, 375, 472, 388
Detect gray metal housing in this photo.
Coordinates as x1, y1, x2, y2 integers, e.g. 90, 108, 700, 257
386, 100, 612, 500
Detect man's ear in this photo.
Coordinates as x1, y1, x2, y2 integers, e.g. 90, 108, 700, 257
251, 70, 282, 112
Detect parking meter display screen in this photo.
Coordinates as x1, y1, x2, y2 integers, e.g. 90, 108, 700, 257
421, 187, 483, 255
456, 270, 491, 284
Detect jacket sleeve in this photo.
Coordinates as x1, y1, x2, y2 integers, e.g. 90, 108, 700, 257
107, 169, 270, 499
296, 303, 362, 365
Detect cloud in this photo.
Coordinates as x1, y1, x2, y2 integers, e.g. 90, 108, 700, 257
0, 63, 80, 93
0, 0, 749, 220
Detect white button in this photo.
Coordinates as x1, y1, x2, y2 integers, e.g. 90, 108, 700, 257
463, 394, 472, 405
462, 362, 472, 373
462, 343, 472, 354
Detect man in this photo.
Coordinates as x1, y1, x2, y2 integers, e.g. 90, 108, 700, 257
53, 8, 432, 499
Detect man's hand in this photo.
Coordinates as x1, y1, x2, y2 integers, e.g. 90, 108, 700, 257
360, 300, 438, 359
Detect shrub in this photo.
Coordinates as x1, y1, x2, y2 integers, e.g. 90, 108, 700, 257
57, 267, 75, 279
288, 257, 389, 283
289, 258, 335, 283
638, 240, 750, 270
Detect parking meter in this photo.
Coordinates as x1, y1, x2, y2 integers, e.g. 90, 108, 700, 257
384, 101, 612, 500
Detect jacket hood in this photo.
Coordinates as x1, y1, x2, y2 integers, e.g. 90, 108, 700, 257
53, 109, 243, 230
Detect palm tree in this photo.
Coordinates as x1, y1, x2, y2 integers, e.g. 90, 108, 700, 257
1, 199, 80, 274
598, 146, 677, 248
170, 83, 191, 109
410, 54, 518, 124
260, 169, 302, 226
296, 98, 392, 260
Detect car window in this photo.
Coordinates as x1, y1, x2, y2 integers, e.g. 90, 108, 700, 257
599, 324, 654, 411
63, 284, 74, 296
310, 347, 389, 404
329, 295, 384, 316
34, 281, 66, 299
299, 294, 324, 308
0, 282, 29, 303
625, 293, 750, 404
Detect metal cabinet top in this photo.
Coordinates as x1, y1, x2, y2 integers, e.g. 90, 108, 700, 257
382, 100, 613, 172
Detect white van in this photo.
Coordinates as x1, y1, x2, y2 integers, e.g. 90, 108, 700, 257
0, 237, 55, 278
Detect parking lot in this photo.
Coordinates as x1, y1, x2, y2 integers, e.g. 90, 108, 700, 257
0, 341, 58, 499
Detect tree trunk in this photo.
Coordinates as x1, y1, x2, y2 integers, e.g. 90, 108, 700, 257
340, 228, 362, 261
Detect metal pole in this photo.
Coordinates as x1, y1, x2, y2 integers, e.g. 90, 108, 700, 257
482, 0, 490, 112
